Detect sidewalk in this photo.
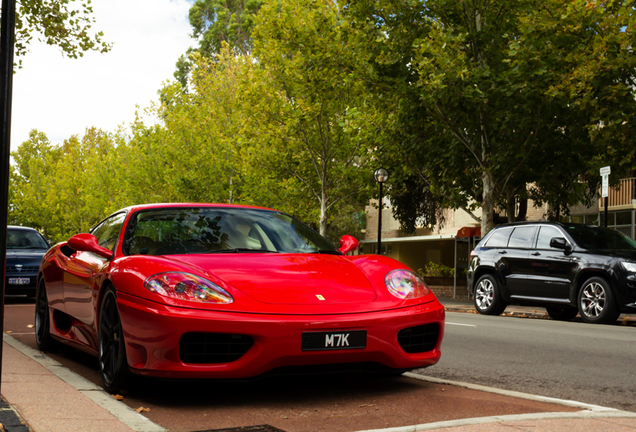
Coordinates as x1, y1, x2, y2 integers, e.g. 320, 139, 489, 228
1, 309, 635, 432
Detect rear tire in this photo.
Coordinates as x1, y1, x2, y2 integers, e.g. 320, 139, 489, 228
98, 286, 132, 393
546, 305, 578, 321
473, 274, 507, 316
578, 277, 620, 324
35, 280, 58, 352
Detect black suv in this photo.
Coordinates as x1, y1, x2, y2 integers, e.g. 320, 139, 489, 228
467, 221, 636, 324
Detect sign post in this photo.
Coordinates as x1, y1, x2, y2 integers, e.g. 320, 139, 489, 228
0, 0, 16, 395
600, 166, 611, 228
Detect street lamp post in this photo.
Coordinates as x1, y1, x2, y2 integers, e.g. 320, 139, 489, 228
374, 168, 389, 255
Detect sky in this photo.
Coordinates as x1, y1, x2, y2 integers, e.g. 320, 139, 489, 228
11, 0, 195, 151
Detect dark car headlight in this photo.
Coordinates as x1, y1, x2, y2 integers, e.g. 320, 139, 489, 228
620, 262, 636, 273
385, 269, 431, 300
144, 272, 234, 304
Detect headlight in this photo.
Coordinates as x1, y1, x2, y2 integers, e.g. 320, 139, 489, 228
385, 269, 431, 300
620, 262, 636, 273
144, 272, 234, 304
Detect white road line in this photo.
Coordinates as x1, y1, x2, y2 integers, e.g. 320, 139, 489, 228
445, 322, 476, 327
4, 332, 35, 335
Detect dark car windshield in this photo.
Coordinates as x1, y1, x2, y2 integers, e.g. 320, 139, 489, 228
6, 229, 49, 249
564, 225, 636, 251
123, 207, 338, 256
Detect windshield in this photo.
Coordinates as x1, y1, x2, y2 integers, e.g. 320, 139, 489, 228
123, 207, 338, 256
7, 229, 49, 249
564, 225, 636, 251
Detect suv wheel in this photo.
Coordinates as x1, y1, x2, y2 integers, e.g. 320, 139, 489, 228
545, 305, 578, 321
577, 276, 620, 324
473, 274, 507, 316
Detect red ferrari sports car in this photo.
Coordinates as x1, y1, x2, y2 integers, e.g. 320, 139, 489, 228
36, 203, 445, 393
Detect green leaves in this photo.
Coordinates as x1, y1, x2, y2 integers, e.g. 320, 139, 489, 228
13, 0, 111, 68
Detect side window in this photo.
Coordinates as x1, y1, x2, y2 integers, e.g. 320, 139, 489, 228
508, 226, 536, 248
484, 227, 513, 247
536, 226, 565, 250
91, 212, 127, 251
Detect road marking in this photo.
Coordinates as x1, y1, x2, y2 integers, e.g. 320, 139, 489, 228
4, 332, 35, 335
445, 322, 476, 327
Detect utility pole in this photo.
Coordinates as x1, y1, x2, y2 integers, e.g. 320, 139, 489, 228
0, 0, 17, 393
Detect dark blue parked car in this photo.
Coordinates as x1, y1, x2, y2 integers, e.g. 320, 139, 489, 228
6, 226, 49, 297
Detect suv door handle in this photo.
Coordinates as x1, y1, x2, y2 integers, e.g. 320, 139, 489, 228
498, 250, 507, 254
531, 252, 541, 256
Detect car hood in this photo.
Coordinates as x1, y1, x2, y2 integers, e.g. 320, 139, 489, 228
167, 253, 378, 305
585, 250, 636, 260
6, 249, 47, 264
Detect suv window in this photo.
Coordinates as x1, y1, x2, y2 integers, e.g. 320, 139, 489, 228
536, 226, 564, 250
484, 227, 513, 247
91, 212, 126, 251
508, 226, 536, 248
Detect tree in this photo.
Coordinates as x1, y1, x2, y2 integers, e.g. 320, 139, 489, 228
239, 0, 374, 237
175, 0, 263, 86
10, 128, 123, 242
10, 0, 110, 67
344, 0, 636, 234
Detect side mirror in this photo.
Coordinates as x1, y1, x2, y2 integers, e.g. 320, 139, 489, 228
549, 237, 572, 252
67, 233, 113, 259
339, 235, 359, 255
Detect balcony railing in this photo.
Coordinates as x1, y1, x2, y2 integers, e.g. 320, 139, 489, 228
599, 177, 636, 209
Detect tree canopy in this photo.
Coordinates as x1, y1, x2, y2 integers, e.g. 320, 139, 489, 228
11, 0, 110, 67
10, 0, 636, 243
344, 0, 636, 234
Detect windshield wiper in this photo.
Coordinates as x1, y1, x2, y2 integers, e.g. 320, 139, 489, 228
314, 249, 342, 255
206, 248, 278, 254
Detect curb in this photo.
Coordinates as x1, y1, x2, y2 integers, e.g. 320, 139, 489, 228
351, 373, 636, 432
2, 334, 167, 432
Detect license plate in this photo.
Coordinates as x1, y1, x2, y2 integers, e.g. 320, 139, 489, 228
302, 330, 367, 351
8, 277, 30, 285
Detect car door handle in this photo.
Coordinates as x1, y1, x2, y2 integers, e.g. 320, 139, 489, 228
498, 250, 507, 254
531, 252, 541, 256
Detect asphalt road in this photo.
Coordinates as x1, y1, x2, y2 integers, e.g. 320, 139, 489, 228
416, 311, 636, 412
2, 296, 581, 432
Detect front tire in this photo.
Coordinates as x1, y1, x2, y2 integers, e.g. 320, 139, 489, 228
578, 277, 620, 324
35, 279, 58, 352
98, 286, 131, 393
473, 274, 507, 316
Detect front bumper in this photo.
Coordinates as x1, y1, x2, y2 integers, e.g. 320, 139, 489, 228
117, 292, 445, 379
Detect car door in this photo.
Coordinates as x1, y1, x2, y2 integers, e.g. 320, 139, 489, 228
524, 225, 577, 300
500, 225, 537, 297
63, 212, 126, 331
478, 227, 525, 296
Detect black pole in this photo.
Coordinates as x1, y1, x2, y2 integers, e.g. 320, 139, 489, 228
0, 0, 16, 394
604, 196, 608, 228
377, 182, 383, 255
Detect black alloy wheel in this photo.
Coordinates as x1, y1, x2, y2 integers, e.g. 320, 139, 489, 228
35, 279, 57, 351
577, 276, 620, 324
98, 286, 130, 393
545, 305, 578, 321
473, 274, 507, 316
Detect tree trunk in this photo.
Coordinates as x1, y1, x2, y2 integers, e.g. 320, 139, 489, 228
516, 197, 527, 221
505, 188, 515, 224
481, 171, 495, 235
319, 191, 327, 237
